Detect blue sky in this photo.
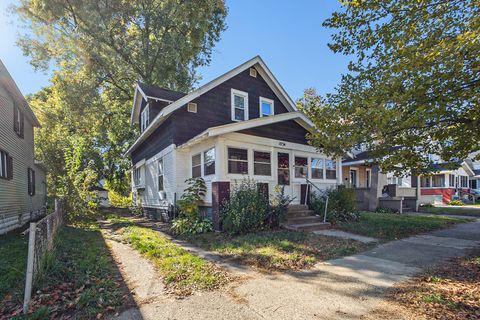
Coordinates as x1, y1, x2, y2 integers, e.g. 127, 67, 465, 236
0, 0, 349, 100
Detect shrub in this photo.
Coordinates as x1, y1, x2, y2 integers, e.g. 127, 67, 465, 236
311, 186, 359, 223
375, 206, 398, 214
171, 217, 213, 236
448, 200, 464, 206
221, 179, 269, 234
109, 191, 132, 208
420, 203, 434, 208
267, 185, 294, 228
172, 178, 211, 235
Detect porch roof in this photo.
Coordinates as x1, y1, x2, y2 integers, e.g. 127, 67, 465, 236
177, 112, 314, 149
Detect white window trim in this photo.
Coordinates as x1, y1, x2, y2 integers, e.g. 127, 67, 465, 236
191, 153, 202, 178
227, 146, 249, 176
203, 147, 216, 177
293, 155, 308, 179
231, 89, 249, 122
259, 97, 274, 117
157, 158, 164, 191
253, 149, 272, 177
140, 104, 150, 132
310, 157, 325, 181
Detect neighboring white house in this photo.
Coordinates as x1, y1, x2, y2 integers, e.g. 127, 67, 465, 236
126, 56, 342, 229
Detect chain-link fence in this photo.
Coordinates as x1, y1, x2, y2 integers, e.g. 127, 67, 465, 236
23, 199, 66, 314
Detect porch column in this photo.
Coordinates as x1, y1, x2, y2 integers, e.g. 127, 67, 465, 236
215, 138, 227, 180
367, 164, 387, 211
211, 181, 230, 231
336, 156, 343, 185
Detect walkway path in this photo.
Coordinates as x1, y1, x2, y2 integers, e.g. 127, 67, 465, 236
313, 229, 379, 243
107, 220, 480, 320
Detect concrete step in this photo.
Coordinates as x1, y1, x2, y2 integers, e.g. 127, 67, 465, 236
287, 204, 309, 212
286, 210, 315, 218
284, 222, 331, 232
285, 215, 323, 225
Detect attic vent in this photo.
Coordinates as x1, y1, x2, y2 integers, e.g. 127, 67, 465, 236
187, 102, 197, 113
249, 68, 257, 77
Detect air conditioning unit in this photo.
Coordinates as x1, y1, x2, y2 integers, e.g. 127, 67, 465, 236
159, 191, 167, 200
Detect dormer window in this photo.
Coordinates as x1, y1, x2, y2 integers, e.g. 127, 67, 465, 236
259, 97, 274, 117
231, 89, 248, 122
140, 105, 150, 132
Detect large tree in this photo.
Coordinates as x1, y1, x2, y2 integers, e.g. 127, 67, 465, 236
301, 0, 479, 174
15, 0, 227, 196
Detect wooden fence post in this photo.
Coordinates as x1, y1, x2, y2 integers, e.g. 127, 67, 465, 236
23, 222, 36, 314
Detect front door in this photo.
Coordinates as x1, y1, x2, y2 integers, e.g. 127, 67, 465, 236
350, 169, 358, 188
277, 151, 295, 200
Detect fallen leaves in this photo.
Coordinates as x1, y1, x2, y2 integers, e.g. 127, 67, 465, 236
388, 250, 480, 319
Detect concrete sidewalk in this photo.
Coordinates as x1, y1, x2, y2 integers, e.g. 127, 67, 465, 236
112, 220, 480, 320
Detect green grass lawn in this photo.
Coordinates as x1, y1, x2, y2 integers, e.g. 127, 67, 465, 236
419, 206, 480, 216
116, 224, 229, 295
0, 233, 28, 303
336, 212, 467, 240
1, 224, 132, 319
185, 230, 372, 271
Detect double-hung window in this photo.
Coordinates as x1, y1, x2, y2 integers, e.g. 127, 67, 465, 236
461, 176, 468, 188
158, 159, 164, 191
294, 157, 308, 178
203, 148, 215, 176
311, 158, 324, 179
253, 151, 271, 176
0, 150, 12, 180
140, 105, 150, 132
133, 167, 141, 186
325, 159, 337, 179
432, 174, 445, 187
192, 154, 201, 178
259, 97, 274, 117
449, 174, 455, 187
27, 168, 35, 196
228, 148, 248, 174
231, 89, 248, 121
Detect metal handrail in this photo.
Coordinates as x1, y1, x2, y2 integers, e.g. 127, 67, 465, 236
305, 178, 329, 223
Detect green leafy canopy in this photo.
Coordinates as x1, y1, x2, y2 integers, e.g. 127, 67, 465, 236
300, 0, 480, 174
15, 0, 227, 199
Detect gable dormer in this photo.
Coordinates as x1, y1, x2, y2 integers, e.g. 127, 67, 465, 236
132, 82, 186, 132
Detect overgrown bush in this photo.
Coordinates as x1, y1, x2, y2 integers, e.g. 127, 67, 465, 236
375, 206, 398, 214
172, 178, 212, 235
448, 200, 464, 206
267, 185, 294, 228
313, 187, 359, 223
328, 187, 359, 223
221, 179, 269, 234
171, 218, 213, 236
109, 191, 132, 208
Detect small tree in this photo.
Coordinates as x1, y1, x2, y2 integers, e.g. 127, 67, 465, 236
172, 178, 212, 235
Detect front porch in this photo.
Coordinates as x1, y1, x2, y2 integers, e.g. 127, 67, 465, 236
342, 163, 419, 213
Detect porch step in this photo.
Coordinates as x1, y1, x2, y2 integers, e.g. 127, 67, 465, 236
285, 215, 323, 225
287, 204, 309, 212
284, 222, 331, 232
286, 210, 315, 218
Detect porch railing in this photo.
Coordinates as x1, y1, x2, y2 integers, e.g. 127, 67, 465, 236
305, 178, 329, 223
